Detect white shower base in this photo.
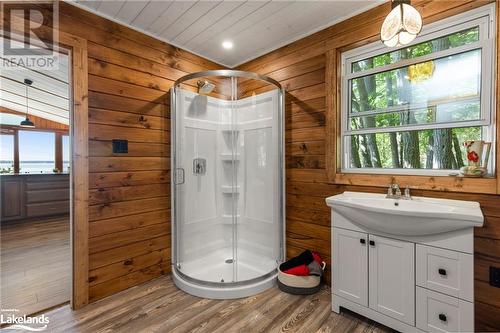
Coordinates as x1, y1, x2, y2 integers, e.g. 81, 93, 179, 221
172, 248, 277, 299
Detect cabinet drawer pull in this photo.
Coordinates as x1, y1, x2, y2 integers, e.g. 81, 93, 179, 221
369, 240, 375, 246
438, 268, 447, 276
360, 239, 366, 244
438, 313, 447, 322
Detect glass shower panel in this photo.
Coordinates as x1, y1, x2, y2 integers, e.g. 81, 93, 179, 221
173, 76, 238, 283
229, 76, 239, 283
235, 79, 282, 282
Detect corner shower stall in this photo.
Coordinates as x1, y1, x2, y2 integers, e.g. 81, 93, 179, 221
171, 70, 285, 299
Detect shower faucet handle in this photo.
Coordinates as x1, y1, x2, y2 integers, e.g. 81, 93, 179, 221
193, 158, 206, 175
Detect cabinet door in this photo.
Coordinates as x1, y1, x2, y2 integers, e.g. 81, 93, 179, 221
333, 227, 368, 306
369, 235, 415, 325
1, 179, 23, 220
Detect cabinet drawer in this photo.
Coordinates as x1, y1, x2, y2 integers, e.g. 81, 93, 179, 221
416, 245, 473, 301
26, 189, 70, 203
25, 179, 69, 190
416, 287, 473, 333
26, 201, 70, 217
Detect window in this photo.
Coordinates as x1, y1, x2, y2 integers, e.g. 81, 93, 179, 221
1, 134, 14, 174
62, 135, 70, 172
341, 6, 495, 174
19, 131, 55, 173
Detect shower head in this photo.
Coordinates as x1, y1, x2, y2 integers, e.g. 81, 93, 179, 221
197, 80, 215, 94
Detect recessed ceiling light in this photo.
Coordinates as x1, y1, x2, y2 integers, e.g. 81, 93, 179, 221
222, 40, 233, 50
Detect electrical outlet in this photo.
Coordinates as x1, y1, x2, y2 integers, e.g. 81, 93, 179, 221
490, 266, 500, 288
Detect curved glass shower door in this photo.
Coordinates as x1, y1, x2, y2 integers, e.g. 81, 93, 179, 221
172, 71, 283, 289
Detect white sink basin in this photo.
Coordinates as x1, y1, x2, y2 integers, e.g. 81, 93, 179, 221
326, 192, 484, 236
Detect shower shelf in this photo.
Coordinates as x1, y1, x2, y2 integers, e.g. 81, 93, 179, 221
222, 214, 241, 224
220, 153, 241, 160
220, 127, 241, 133
221, 185, 240, 193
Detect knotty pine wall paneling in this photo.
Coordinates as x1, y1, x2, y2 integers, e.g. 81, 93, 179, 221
238, 0, 500, 330
52, 2, 222, 302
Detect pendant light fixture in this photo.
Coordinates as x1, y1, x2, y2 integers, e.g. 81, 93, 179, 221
20, 79, 35, 128
380, 0, 422, 48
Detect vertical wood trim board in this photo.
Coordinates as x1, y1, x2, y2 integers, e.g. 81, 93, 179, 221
497, 0, 500, 194
65, 34, 90, 309
325, 50, 336, 182
55, 132, 63, 172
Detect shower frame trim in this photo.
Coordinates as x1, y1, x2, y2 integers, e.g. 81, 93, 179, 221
170, 69, 286, 287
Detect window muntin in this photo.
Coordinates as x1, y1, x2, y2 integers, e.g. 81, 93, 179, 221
19, 131, 55, 173
341, 8, 495, 174
350, 99, 481, 132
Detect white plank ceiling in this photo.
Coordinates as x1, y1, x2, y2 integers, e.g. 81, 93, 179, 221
71, 0, 384, 68
0, 38, 70, 125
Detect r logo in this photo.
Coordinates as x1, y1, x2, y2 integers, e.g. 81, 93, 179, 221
1, 1, 59, 70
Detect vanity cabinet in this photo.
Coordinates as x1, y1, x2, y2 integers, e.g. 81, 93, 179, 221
329, 208, 476, 333
333, 230, 415, 325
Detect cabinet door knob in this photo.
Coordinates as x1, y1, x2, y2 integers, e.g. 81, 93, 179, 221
439, 313, 447, 322
360, 239, 366, 244
438, 268, 447, 276
369, 240, 375, 246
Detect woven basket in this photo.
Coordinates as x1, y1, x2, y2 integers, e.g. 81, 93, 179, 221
277, 262, 326, 295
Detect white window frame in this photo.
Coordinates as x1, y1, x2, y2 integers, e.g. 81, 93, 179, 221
340, 4, 496, 176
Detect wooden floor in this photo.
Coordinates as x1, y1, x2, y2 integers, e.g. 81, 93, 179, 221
1, 216, 70, 316
11, 275, 393, 333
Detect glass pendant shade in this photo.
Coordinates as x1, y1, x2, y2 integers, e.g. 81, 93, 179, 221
381, 1, 422, 47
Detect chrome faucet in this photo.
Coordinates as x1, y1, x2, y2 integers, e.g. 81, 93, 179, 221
404, 186, 412, 200
386, 183, 412, 200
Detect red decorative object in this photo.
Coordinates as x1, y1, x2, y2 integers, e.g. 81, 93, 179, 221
467, 151, 479, 163
461, 140, 492, 177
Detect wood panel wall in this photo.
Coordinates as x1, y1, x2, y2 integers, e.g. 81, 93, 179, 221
238, 0, 500, 331
51, 3, 222, 302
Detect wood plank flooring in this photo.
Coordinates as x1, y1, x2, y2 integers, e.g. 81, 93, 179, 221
9, 275, 393, 333
1, 216, 70, 316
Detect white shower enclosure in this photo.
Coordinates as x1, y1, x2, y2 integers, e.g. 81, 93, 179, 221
171, 70, 285, 299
